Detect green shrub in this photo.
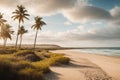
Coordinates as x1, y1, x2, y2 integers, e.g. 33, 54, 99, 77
36, 52, 70, 66
32, 61, 50, 73
43, 52, 70, 66
48, 56, 70, 66
55, 57, 70, 64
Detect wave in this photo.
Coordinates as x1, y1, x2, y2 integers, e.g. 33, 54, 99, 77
69, 49, 120, 56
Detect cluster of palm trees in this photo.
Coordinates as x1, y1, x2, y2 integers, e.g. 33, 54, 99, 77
0, 5, 46, 49
0, 13, 14, 48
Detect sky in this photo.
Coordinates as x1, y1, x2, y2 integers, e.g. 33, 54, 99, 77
0, 0, 120, 47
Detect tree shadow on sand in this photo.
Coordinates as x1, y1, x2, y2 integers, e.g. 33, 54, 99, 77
44, 62, 96, 80
44, 59, 101, 80
59, 60, 97, 69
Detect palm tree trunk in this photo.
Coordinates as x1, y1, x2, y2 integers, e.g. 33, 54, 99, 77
19, 35, 22, 49
3, 39, 7, 49
15, 22, 20, 49
34, 30, 38, 49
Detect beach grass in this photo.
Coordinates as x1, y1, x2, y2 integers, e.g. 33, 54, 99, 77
0, 48, 70, 80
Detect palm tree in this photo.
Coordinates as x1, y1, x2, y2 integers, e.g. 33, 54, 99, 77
0, 13, 7, 26
18, 26, 28, 49
0, 13, 7, 48
0, 24, 14, 48
31, 16, 46, 49
12, 5, 29, 48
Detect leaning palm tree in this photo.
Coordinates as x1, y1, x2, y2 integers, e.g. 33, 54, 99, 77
0, 24, 14, 48
18, 26, 28, 49
31, 16, 46, 49
12, 5, 29, 48
0, 13, 7, 48
0, 13, 7, 26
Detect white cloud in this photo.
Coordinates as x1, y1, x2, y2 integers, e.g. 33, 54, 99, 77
91, 21, 103, 25
0, 0, 89, 17
62, 5, 112, 23
17, 24, 120, 44
24, 0, 77, 16
110, 6, 120, 25
1, 0, 120, 25
62, 5, 120, 25
0, 0, 17, 7
64, 21, 72, 26
61, 24, 120, 41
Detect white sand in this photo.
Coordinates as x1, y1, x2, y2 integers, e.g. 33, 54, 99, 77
45, 50, 120, 80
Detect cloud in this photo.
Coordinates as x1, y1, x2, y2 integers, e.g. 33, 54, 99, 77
19, 24, 120, 44
12, 31, 65, 45
62, 5, 112, 23
61, 25, 120, 41
0, 0, 17, 7
62, 5, 120, 25
110, 6, 120, 25
64, 21, 72, 26
23, 0, 77, 16
39, 0, 76, 13
0, 0, 77, 16
1, 0, 120, 25
27, 24, 120, 42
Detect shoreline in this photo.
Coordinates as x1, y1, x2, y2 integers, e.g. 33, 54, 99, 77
68, 49, 120, 58
46, 50, 120, 80
66, 49, 120, 57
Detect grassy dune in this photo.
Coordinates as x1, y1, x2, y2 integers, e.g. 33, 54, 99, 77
0, 48, 70, 80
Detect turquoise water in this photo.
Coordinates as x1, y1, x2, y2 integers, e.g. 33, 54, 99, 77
69, 48, 120, 56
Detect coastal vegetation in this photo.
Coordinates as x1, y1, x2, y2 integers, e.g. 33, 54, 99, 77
0, 48, 70, 80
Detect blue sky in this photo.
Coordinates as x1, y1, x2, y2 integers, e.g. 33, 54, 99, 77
43, 14, 78, 32
0, 0, 120, 47
89, 0, 120, 9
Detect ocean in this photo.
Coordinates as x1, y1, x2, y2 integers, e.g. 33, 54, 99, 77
69, 48, 120, 56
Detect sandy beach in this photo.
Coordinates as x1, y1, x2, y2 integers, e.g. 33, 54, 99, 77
45, 50, 120, 80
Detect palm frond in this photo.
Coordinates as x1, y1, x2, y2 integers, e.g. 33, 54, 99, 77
0, 23, 14, 40
12, 5, 30, 23
24, 16, 29, 20
31, 16, 46, 30
18, 26, 28, 35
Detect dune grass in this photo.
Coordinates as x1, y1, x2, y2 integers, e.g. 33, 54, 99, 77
0, 49, 70, 80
